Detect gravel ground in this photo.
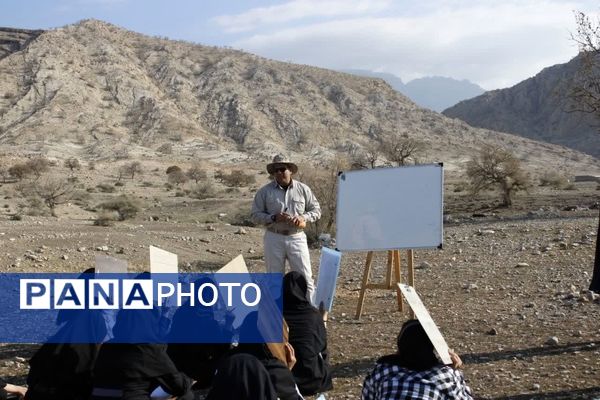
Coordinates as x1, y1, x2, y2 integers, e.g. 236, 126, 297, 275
0, 193, 598, 400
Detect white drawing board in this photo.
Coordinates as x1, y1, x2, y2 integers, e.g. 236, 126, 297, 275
398, 284, 452, 365
336, 164, 443, 251
314, 247, 342, 312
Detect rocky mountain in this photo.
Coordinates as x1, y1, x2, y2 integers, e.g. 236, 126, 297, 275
341, 69, 484, 112
0, 27, 43, 60
403, 76, 484, 112
443, 55, 600, 159
0, 19, 598, 176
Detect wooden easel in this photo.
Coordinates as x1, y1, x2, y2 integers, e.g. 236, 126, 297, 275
355, 249, 415, 319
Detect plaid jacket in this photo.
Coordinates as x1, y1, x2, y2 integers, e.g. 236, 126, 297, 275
362, 362, 473, 400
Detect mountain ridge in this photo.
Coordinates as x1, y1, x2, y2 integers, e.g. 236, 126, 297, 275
0, 19, 597, 177
443, 55, 600, 158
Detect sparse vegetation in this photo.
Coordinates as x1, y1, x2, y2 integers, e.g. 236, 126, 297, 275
216, 169, 255, 187
17, 177, 75, 217
64, 158, 81, 174
97, 195, 141, 221
298, 155, 350, 242
190, 181, 218, 200
186, 163, 207, 183
466, 145, 530, 207
539, 171, 569, 189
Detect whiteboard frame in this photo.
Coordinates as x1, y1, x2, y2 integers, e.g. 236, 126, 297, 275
336, 163, 443, 252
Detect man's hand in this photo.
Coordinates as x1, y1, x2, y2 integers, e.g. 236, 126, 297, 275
291, 215, 306, 228
274, 212, 291, 223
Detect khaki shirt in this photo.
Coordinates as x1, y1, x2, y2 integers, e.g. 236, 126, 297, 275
251, 179, 321, 230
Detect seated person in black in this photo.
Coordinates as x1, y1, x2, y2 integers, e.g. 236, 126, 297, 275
26, 269, 107, 400
283, 271, 333, 396
167, 277, 231, 389
235, 312, 303, 400
92, 306, 193, 400
206, 353, 277, 400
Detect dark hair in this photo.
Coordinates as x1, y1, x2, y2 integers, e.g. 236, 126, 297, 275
396, 319, 439, 371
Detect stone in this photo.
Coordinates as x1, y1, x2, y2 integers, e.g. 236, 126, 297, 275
96, 245, 109, 251
206, 225, 216, 231
546, 336, 559, 346
515, 262, 529, 268
532, 383, 540, 391
77, 247, 86, 252
61, 255, 68, 260
487, 327, 499, 335
235, 227, 248, 235
416, 261, 431, 270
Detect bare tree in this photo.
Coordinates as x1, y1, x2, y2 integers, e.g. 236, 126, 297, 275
122, 161, 143, 180
568, 11, 600, 116
298, 155, 350, 241
569, 10, 600, 292
465, 145, 529, 207
26, 157, 49, 180
168, 169, 189, 187
19, 178, 75, 217
351, 142, 381, 169
64, 158, 81, 175
186, 163, 207, 183
380, 135, 425, 166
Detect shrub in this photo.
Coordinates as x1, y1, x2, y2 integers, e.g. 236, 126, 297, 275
94, 210, 116, 226
190, 181, 218, 200
166, 165, 182, 175
97, 183, 116, 193
220, 169, 256, 187
97, 195, 141, 221
539, 172, 568, 189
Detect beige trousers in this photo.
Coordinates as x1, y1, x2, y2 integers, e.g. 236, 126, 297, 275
263, 230, 315, 303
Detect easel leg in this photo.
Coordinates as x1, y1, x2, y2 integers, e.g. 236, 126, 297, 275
355, 251, 374, 319
393, 250, 402, 311
407, 249, 415, 319
385, 251, 393, 288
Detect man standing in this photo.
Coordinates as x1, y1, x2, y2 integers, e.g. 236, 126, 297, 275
252, 155, 321, 302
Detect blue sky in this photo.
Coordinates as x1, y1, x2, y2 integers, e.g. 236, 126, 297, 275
2, 0, 598, 89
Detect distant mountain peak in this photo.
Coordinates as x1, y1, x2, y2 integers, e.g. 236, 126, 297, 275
443, 55, 600, 159
341, 69, 484, 112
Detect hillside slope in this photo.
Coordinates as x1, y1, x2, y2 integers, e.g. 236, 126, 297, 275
0, 20, 597, 177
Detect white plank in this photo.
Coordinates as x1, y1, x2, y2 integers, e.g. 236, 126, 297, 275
149, 245, 178, 274
398, 283, 452, 365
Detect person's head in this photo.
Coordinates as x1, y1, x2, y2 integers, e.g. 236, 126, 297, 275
283, 271, 310, 311
267, 154, 297, 187
396, 319, 439, 371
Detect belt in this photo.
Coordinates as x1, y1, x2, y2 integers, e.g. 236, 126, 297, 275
267, 227, 303, 236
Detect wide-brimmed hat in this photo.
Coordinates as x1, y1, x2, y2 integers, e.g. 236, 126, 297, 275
266, 154, 298, 174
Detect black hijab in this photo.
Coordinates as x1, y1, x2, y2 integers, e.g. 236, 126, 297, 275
282, 271, 332, 396
207, 353, 277, 400
283, 271, 313, 314
378, 319, 440, 372
94, 307, 177, 379
26, 309, 107, 400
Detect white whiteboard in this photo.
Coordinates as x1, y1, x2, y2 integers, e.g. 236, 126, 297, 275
336, 164, 443, 251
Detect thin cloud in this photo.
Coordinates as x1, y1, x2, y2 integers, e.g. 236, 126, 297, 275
230, 1, 592, 89
212, 0, 390, 33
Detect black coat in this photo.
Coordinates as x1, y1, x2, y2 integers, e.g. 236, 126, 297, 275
283, 271, 333, 396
